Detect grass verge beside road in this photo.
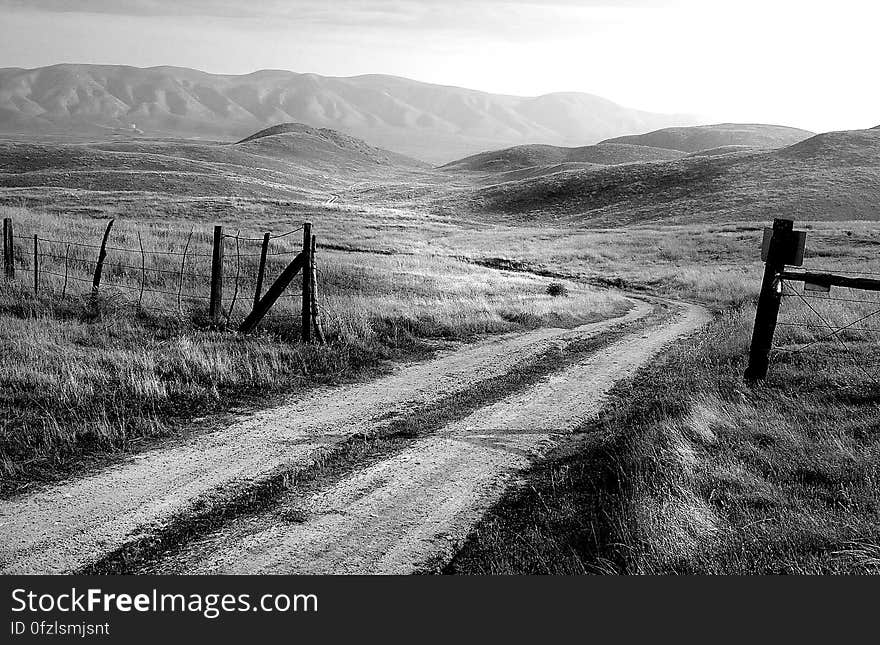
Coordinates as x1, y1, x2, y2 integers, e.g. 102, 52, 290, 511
447, 306, 880, 574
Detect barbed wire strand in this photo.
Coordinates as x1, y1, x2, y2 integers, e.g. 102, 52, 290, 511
782, 292, 880, 305
777, 322, 880, 332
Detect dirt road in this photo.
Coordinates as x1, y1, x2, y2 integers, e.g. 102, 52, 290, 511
0, 296, 707, 574
146, 300, 708, 574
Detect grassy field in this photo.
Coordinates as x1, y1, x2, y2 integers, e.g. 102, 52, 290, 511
0, 205, 625, 493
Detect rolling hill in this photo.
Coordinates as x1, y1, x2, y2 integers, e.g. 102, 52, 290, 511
601, 124, 814, 153
0, 123, 441, 216
441, 143, 685, 172
0, 64, 695, 163
450, 127, 880, 225
684, 145, 757, 158
236, 123, 426, 168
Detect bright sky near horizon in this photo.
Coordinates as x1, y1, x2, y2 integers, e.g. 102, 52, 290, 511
0, 0, 876, 133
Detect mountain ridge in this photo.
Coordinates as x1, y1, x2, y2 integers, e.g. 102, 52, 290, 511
0, 63, 695, 163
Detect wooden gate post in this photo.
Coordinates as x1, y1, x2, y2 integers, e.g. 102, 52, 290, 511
209, 225, 224, 324
301, 222, 312, 343
3, 217, 14, 280
745, 218, 793, 381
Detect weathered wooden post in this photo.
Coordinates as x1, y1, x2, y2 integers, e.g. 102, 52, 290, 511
301, 221, 312, 343
92, 219, 115, 296
3, 217, 14, 280
253, 232, 270, 309
745, 218, 804, 381
32, 234, 39, 294
209, 225, 224, 324
310, 234, 326, 344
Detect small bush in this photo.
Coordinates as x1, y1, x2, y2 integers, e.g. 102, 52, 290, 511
546, 282, 569, 297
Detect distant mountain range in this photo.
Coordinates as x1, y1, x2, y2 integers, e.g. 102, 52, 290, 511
0, 64, 695, 163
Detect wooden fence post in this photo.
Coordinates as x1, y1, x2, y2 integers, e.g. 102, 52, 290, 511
310, 234, 326, 344
209, 225, 224, 324
301, 222, 312, 343
92, 219, 115, 297
3, 217, 14, 280
745, 218, 792, 381
33, 234, 39, 294
253, 232, 270, 309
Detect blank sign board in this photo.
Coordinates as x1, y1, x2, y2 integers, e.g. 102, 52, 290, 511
761, 228, 806, 266
804, 281, 831, 293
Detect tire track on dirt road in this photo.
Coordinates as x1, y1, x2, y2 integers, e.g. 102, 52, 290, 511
142, 301, 709, 574
0, 296, 653, 574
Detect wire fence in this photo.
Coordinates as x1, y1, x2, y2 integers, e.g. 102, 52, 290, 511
3, 219, 310, 330
773, 265, 880, 383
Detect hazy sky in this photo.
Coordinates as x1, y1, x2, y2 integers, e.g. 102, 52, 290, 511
0, 0, 877, 132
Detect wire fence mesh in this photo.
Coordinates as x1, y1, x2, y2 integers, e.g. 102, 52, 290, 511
4, 220, 309, 330
774, 266, 880, 383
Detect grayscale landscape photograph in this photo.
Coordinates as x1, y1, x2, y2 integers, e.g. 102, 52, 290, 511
0, 0, 878, 575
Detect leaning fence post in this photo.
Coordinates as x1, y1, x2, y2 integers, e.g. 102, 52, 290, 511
209, 225, 224, 324
745, 218, 793, 381
92, 219, 115, 297
253, 232, 270, 309
32, 234, 39, 294
301, 221, 312, 343
3, 217, 14, 280
238, 251, 307, 333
